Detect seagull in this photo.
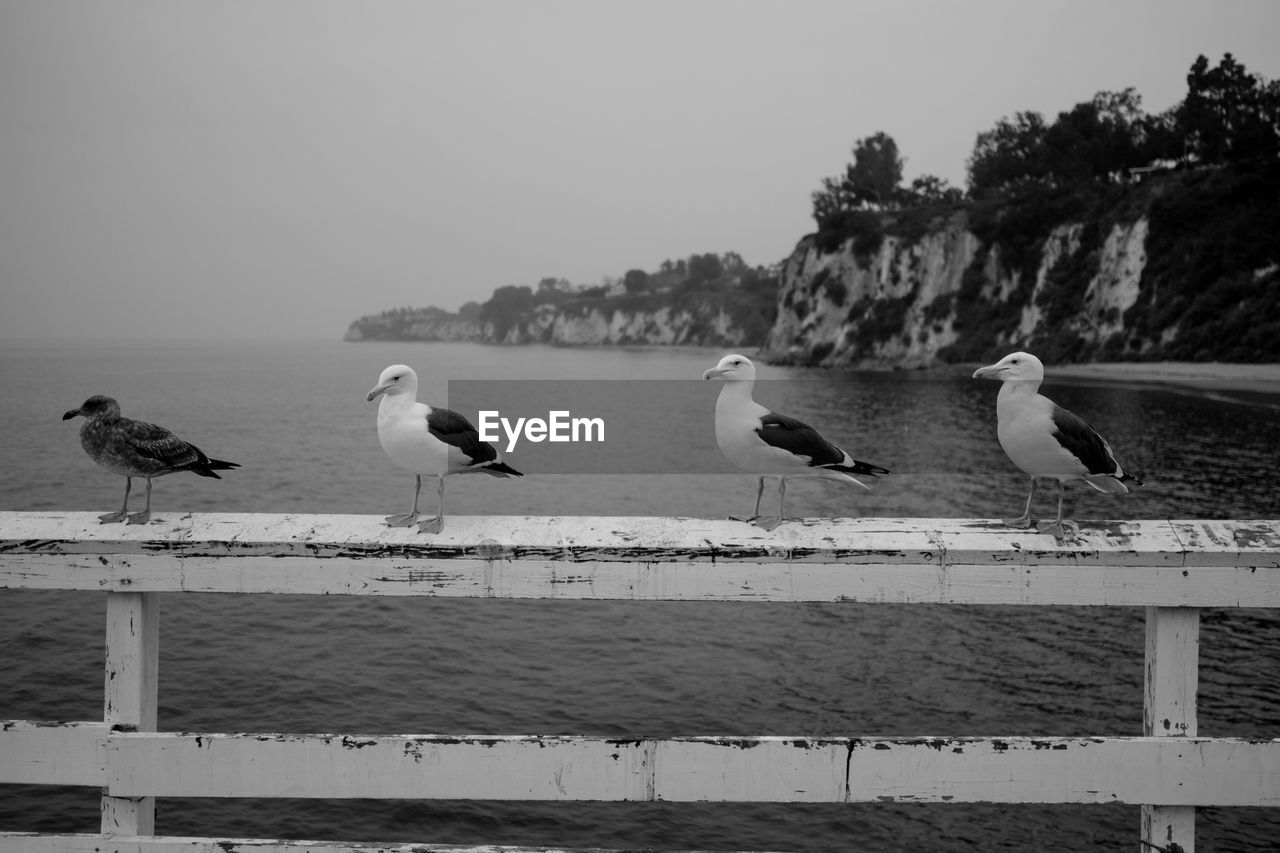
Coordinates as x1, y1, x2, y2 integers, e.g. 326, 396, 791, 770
973, 351, 1142, 540
62, 395, 240, 525
366, 364, 522, 534
702, 353, 889, 530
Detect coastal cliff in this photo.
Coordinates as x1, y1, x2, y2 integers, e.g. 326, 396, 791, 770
344, 254, 778, 349
343, 307, 481, 343
483, 295, 762, 347
346, 165, 1278, 365
761, 162, 1280, 366
348, 54, 1279, 365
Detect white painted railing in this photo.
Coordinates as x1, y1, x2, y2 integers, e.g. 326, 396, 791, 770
1, 512, 1278, 853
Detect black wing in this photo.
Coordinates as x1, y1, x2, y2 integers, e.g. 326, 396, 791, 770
1050, 405, 1120, 476
427, 406, 500, 467
755, 412, 847, 467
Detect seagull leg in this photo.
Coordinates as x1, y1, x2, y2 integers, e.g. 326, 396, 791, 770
732, 477, 766, 523
126, 479, 152, 525
418, 475, 445, 534
1002, 476, 1037, 529
385, 475, 422, 527
754, 478, 785, 531
1036, 480, 1078, 540
98, 477, 131, 523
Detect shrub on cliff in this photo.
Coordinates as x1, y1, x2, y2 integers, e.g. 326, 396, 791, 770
813, 209, 884, 256
479, 285, 534, 340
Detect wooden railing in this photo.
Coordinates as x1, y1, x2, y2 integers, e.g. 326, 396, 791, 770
1, 511, 1278, 853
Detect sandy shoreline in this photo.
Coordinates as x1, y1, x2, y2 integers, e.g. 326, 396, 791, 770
1049, 361, 1280, 395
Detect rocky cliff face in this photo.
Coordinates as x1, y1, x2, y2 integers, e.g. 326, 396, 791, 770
761, 216, 981, 367
346, 250, 778, 349
761, 214, 1152, 367
343, 308, 481, 343
346, 294, 767, 349
761, 163, 1280, 365
490, 301, 753, 347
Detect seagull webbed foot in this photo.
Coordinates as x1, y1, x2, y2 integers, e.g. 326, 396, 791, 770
97, 511, 128, 524
126, 511, 151, 525
729, 514, 761, 524
417, 516, 444, 534
384, 513, 418, 528
752, 516, 783, 531
1036, 519, 1079, 541
1001, 516, 1034, 529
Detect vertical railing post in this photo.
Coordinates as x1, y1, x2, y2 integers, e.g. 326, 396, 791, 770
102, 591, 159, 835
1141, 606, 1200, 853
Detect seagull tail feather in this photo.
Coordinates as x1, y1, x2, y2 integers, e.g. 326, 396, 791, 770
1084, 469, 1142, 494
820, 459, 889, 489
191, 458, 241, 479
478, 460, 523, 478
831, 460, 891, 478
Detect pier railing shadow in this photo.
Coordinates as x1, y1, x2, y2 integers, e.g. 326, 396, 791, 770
2, 512, 1278, 853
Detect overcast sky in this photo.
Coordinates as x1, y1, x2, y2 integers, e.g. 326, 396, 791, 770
2, 1, 1277, 342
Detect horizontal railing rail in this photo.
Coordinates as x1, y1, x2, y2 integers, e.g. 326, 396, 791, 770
4, 512, 1278, 604
6, 722, 1279, 806
2, 512, 1278, 853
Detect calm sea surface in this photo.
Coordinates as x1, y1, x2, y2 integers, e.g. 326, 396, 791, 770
1, 340, 1278, 851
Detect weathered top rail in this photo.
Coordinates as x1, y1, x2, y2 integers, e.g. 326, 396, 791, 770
2, 512, 1278, 606
4, 512, 1280, 853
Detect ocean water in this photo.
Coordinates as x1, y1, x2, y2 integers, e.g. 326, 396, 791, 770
1, 340, 1278, 851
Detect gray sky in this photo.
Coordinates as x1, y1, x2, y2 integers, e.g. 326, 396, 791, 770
2, 0, 1278, 342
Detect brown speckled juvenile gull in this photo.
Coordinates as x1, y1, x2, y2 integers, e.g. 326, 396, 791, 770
62, 395, 240, 524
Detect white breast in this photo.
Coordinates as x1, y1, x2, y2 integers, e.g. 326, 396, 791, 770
377, 399, 448, 476
714, 389, 807, 475
996, 392, 1088, 479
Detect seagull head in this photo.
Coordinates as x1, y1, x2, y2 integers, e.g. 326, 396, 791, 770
972, 351, 1045, 383
62, 395, 120, 421
366, 364, 419, 402
702, 353, 757, 382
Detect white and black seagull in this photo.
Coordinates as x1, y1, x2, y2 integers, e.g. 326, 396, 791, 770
703, 353, 889, 530
367, 364, 522, 534
973, 351, 1142, 540
62, 395, 240, 525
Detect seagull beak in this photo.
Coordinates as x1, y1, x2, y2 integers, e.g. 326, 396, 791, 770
972, 364, 1003, 380
61, 407, 81, 420
702, 367, 728, 380
366, 384, 389, 402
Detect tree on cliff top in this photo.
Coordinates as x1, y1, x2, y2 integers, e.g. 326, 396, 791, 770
811, 132, 961, 230
811, 132, 904, 220
623, 268, 651, 293
966, 110, 1050, 197
846, 132, 904, 208
966, 54, 1280, 197
1180, 53, 1280, 164
967, 92, 1156, 196
1043, 88, 1148, 183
